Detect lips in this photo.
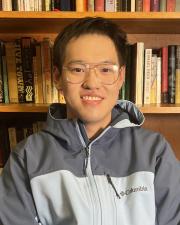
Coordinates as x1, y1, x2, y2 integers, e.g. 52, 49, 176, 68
81, 95, 104, 105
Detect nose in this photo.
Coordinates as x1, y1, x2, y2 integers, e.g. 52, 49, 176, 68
82, 67, 101, 89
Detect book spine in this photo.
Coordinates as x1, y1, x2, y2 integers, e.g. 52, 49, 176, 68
0, 42, 4, 103
136, 0, 143, 11
160, 0, 166, 11
156, 56, 161, 104
76, 0, 85, 11
105, 0, 115, 12
144, 49, 152, 104
143, 0, 150, 11
175, 45, 180, 103
168, 45, 176, 104
2, 0, 12, 11
150, 54, 157, 104
5, 42, 19, 103
150, 0, 160, 11
122, 0, 131, 11
166, 0, 175, 11
95, 0, 104, 11
88, 0, 94, 11
15, 39, 25, 103
8, 127, 17, 151
21, 37, 34, 103
1, 42, 9, 103
161, 47, 169, 103
131, 0, 135, 11
41, 38, 52, 104
60, 0, 71, 11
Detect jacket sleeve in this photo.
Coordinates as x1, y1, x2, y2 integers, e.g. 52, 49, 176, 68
0, 141, 42, 225
154, 136, 180, 225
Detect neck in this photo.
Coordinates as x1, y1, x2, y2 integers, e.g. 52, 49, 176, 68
84, 118, 111, 140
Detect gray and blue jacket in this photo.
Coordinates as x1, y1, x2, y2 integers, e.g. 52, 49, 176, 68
0, 100, 179, 225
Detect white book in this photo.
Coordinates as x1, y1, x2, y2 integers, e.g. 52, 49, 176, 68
135, 42, 144, 106
144, 49, 152, 104
2, 0, 12, 11
105, 0, 115, 12
131, 0, 135, 12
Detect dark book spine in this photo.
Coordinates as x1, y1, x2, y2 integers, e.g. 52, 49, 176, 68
70, 0, 76, 11
0, 41, 4, 103
53, 0, 60, 11
60, 0, 71, 11
1, 41, 9, 103
150, 0, 160, 11
125, 44, 132, 100
168, 45, 176, 104
15, 39, 25, 103
122, 0, 131, 11
161, 47, 169, 103
21, 37, 34, 103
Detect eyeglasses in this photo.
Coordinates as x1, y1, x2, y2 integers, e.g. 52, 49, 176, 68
62, 62, 121, 85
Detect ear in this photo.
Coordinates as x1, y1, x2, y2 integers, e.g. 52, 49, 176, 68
118, 65, 126, 90
53, 66, 63, 92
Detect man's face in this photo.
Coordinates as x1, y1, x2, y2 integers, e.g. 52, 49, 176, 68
57, 34, 125, 129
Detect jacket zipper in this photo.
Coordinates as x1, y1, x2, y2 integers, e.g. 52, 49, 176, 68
106, 174, 121, 199
83, 146, 89, 175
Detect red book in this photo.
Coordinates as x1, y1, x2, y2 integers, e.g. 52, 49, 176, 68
161, 47, 169, 103
95, 0, 104, 11
143, 0, 150, 12
167, 0, 176, 11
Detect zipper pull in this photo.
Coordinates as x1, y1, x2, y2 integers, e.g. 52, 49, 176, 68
83, 147, 89, 175
106, 174, 121, 199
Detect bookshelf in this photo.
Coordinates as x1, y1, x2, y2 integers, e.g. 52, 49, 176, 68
0, 11, 180, 160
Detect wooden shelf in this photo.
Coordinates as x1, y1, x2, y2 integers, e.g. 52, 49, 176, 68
139, 104, 180, 114
0, 104, 49, 112
0, 11, 180, 34
0, 103, 180, 114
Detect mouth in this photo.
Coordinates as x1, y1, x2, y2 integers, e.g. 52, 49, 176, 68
81, 95, 104, 105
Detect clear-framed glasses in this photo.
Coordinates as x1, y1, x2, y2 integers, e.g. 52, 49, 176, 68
62, 62, 121, 85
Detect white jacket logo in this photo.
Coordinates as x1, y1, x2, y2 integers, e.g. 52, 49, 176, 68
119, 186, 148, 199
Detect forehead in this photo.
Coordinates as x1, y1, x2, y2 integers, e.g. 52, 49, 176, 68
64, 34, 119, 64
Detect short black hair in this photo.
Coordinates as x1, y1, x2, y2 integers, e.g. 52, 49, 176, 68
53, 17, 127, 75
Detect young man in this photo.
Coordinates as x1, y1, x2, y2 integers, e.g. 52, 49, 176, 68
0, 17, 179, 225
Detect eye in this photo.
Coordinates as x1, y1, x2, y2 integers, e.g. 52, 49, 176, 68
68, 64, 85, 74
99, 65, 114, 74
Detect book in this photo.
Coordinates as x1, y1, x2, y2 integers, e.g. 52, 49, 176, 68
41, 38, 53, 104
168, 45, 176, 104
156, 56, 162, 104
175, 45, 180, 104
166, 0, 175, 11
143, 0, 150, 11
122, 0, 131, 11
5, 42, 19, 103
144, 49, 152, 104
88, 0, 94, 11
15, 39, 25, 103
95, 0, 104, 11
160, 0, 166, 11
161, 47, 169, 103
59, 0, 71, 11
131, 42, 144, 105
0, 41, 9, 103
150, 0, 160, 11
0, 41, 4, 103
21, 37, 34, 102
105, 0, 115, 12
150, 54, 157, 104
136, 0, 143, 11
